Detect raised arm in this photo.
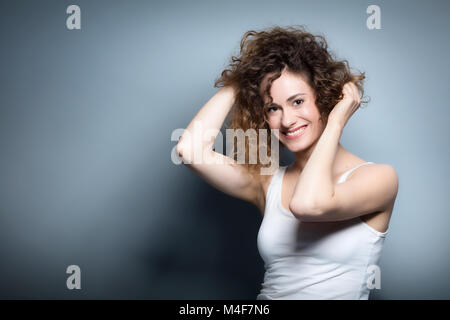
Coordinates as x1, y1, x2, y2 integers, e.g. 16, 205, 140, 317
176, 86, 264, 211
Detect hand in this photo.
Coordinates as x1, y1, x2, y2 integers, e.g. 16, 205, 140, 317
327, 82, 361, 128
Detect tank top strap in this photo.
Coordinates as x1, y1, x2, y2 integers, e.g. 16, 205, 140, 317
337, 161, 375, 184
266, 162, 375, 201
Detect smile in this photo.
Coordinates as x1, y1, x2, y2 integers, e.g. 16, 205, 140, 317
282, 125, 307, 139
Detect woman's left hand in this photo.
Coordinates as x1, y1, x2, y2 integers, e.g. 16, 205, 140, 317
327, 82, 361, 129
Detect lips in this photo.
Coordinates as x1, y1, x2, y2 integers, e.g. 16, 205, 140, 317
283, 124, 308, 134
281, 124, 308, 140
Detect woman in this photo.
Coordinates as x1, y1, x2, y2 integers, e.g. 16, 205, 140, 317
176, 25, 399, 299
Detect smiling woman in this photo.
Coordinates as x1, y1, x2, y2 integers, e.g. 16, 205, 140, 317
176, 24, 398, 300
213, 25, 368, 177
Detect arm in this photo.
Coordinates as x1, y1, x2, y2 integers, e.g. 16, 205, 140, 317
176, 86, 263, 208
177, 86, 236, 161
289, 82, 399, 221
288, 120, 342, 217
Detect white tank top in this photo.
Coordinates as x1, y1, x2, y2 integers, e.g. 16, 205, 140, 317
256, 162, 388, 300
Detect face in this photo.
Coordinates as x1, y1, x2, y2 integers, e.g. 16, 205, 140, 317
261, 69, 326, 153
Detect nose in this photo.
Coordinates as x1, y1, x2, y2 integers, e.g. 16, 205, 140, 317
281, 108, 297, 129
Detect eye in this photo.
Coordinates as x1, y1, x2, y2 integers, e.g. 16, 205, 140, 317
267, 106, 278, 113
294, 99, 304, 106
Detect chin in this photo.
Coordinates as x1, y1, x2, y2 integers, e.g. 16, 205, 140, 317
280, 132, 318, 153
283, 141, 310, 153
278, 132, 308, 150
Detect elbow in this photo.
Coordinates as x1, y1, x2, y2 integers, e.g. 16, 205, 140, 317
176, 140, 212, 164
176, 140, 194, 163
176, 141, 187, 159
289, 201, 324, 221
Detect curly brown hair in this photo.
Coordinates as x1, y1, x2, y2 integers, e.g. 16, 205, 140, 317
214, 25, 368, 178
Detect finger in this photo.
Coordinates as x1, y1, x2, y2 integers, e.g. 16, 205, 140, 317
342, 83, 350, 97
351, 83, 359, 100
354, 83, 361, 102
345, 83, 353, 99
346, 83, 358, 102
345, 82, 353, 96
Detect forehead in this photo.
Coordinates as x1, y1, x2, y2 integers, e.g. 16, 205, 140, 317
260, 70, 312, 102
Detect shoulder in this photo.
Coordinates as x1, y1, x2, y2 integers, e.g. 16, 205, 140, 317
351, 163, 398, 229
360, 163, 397, 180
349, 162, 399, 199
377, 164, 399, 194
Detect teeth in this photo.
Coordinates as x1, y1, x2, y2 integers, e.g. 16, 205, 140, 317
285, 126, 306, 136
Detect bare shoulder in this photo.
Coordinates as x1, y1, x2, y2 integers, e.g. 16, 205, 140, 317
376, 163, 399, 202
375, 163, 399, 185
350, 162, 399, 233
347, 162, 399, 201
352, 162, 397, 187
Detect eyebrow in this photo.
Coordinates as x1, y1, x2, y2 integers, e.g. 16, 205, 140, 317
287, 92, 306, 102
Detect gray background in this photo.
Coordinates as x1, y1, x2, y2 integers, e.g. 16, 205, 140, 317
0, 0, 449, 299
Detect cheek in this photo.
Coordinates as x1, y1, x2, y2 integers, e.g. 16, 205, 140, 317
266, 115, 279, 128
301, 104, 316, 117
